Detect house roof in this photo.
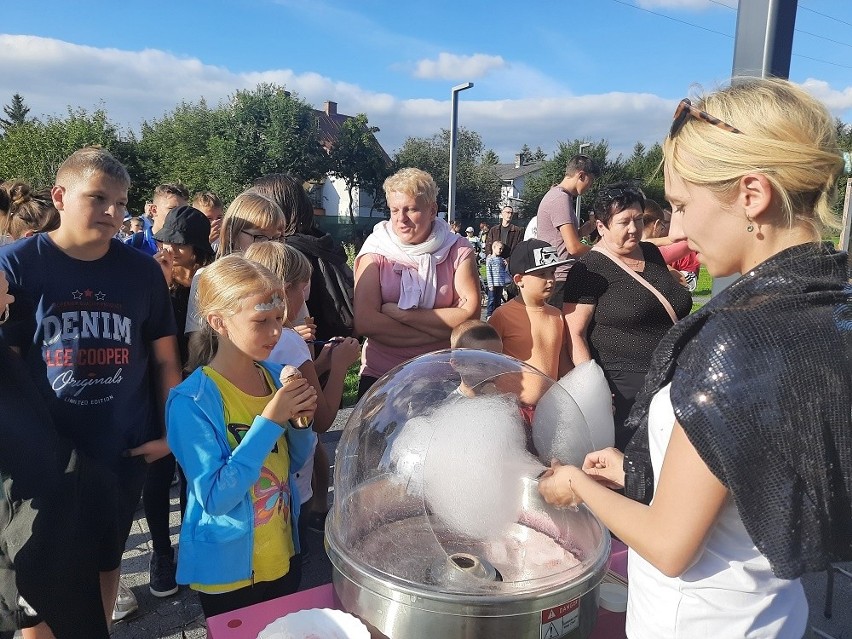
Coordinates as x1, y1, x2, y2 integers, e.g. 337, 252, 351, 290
313, 101, 391, 164
494, 161, 545, 181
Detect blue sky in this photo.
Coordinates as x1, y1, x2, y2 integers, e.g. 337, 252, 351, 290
2, 0, 850, 163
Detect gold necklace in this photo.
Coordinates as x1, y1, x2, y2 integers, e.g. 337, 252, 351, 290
619, 253, 645, 271
256, 364, 271, 394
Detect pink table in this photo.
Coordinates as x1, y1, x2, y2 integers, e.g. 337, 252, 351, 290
208, 540, 629, 639
208, 584, 342, 638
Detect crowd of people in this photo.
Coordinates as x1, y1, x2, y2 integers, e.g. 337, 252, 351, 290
0, 77, 850, 639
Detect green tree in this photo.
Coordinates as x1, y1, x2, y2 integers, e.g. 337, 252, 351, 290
518, 143, 547, 165
0, 93, 31, 131
138, 84, 330, 203
394, 127, 501, 217
328, 113, 390, 223
227, 84, 329, 185
519, 139, 671, 220
622, 142, 665, 205
0, 107, 138, 199
137, 99, 232, 200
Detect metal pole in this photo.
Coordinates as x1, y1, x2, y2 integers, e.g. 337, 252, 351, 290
713, 0, 798, 296
732, 0, 797, 81
576, 142, 591, 228
840, 178, 852, 254
448, 82, 473, 224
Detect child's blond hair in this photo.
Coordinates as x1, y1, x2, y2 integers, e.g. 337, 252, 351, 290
55, 146, 130, 189
244, 241, 312, 291
186, 255, 284, 372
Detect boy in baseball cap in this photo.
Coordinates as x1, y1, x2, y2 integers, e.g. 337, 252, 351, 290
488, 240, 572, 381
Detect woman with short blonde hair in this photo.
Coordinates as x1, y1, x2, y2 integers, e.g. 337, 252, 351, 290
353, 167, 481, 396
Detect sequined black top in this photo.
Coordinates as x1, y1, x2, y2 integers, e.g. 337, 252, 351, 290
624, 242, 852, 579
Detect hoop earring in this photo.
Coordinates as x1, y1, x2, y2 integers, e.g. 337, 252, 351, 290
746, 214, 755, 233
0, 304, 8, 326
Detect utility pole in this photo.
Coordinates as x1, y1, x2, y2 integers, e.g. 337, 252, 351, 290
576, 142, 591, 228
713, 0, 798, 296
448, 82, 473, 224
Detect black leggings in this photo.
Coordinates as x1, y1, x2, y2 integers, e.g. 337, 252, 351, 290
197, 561, 303, 618
142, 454, 186, 555
606, 369, 647, 451
357, 375, 378, 399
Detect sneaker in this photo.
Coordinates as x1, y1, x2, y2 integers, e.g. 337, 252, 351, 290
112, 580, 138, 622
307, 510, 328, 533
149, 549, 178, 598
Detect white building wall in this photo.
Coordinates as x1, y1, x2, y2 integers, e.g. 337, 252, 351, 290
320, 175, 380, 218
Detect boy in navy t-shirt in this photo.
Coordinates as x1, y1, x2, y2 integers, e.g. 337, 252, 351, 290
0, 147, 182, 629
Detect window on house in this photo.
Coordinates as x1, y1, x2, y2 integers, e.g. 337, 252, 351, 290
307, 180, 325, 209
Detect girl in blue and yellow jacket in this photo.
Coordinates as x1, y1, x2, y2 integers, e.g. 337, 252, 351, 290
167, 255, 317, 618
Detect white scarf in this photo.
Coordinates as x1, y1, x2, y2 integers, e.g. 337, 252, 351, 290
356, 217, 458, 310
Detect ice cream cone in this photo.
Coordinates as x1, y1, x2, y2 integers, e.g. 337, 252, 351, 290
279, 365, 312, 429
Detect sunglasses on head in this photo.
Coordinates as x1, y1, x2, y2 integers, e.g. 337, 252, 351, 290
669, 98, 743, 139
601, 186, 646, 204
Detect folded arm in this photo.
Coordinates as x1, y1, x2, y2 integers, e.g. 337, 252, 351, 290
353, 254, 439, 347
379, 254, 481, 340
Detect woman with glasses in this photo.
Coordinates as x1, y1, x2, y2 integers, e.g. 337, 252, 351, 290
563, 182, 692, 450
185, 192, 286, 335
540, 79, 851, 638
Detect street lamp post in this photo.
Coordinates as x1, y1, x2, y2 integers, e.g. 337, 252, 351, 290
575, 142, 591, 227
448, 82, 474, 224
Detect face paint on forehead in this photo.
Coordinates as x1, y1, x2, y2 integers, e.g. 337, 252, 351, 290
254, 292, 285, 312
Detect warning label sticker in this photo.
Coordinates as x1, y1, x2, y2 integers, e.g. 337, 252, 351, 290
540, 598, 580, 638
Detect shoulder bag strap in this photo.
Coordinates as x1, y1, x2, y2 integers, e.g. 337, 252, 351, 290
592, 244, 679, 324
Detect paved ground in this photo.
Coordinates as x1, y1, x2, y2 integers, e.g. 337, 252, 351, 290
26, 396, 848, 639
109, 413, 349, 639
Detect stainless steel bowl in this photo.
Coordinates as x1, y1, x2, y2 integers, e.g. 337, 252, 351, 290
327, 350, 611, 639
327, 477, 610, 639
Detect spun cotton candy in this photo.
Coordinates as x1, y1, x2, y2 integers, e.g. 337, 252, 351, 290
557, 360, 615, 451
385, 415, 436, 495
421, 394, 542, 540
532, 381, 593, 468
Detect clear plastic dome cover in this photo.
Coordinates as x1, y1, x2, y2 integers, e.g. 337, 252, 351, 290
328, 349, 610, 597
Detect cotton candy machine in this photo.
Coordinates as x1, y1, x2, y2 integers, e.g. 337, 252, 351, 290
326, 350, 611, 639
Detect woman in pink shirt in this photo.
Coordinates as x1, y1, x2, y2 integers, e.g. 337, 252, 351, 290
353, 168, 481, 397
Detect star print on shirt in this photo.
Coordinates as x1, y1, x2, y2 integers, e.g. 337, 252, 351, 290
95, 291, 106, 301
72, 290, 83, 300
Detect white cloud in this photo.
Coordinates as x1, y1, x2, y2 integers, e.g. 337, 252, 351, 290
0, 35, 848, 175
413, 53, 507, 81
0, 35, 667, 159
799, 78, 852, 113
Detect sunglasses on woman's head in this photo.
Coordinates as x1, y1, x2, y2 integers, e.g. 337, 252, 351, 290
669, 98, 743, 139
603, 186, 645, 200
